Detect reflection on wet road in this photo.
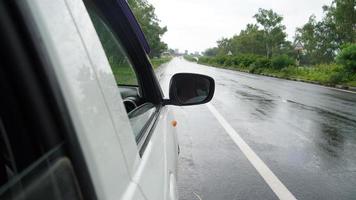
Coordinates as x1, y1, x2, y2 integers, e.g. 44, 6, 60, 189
156, 57, 356, 200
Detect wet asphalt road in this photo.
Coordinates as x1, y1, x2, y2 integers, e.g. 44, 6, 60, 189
156, 57, 356, 200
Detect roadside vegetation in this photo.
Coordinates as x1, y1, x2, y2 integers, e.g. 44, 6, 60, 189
110, 56, 173, 85
128, 1, 173, 68
198, 44, 356, 86
196, 0, 356, 88
99, 0, 171, 85
128, 0, 168, 58
183, 55, 198, 62
91, 0, 172, 86
151, 56, 173, 69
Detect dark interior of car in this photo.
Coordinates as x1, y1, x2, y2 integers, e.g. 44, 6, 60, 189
119, 86, 142, 113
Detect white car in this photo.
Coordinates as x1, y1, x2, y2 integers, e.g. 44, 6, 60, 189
0, 0, 214, 200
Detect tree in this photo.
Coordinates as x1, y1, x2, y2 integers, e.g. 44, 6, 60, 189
295, 16, 317, 57
230, 24, 266, 56
328, 0, 356, 44
203, 2, 354, 66
209, 24, 267, 57
295, 15, 331, 64
216, 38, 233, 55
128, 0, 168, 58
203, 47, 219, 57
337, 43, 356, 72
295, 0, 355, 64
203, 9, 288, 59
295, 18, 338, 64
254, 9, 287, 58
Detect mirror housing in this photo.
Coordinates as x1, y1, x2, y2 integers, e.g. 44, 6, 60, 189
165, 73, 215, 106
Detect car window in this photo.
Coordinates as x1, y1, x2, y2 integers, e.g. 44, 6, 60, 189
88, 10, 138, 86
86, 7, 159, 146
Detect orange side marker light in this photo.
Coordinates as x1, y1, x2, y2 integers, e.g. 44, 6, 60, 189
171, 120, 177, 127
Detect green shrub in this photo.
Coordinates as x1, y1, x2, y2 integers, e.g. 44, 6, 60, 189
151, 56, 172, 68
232, 56, 243, 66
255, 57, 271, 68
271, 55, 295, 69
224, 57, 234, 66
337, 43, 356, 73
248, 66, 257, 73
329, 72, 345, 84
208, 57, 217, 65
198, 56, 212, 64
183, 55, 197, 62
215, 56, 228, 65
241, 55, 258, 67
230, 54, 261, 67
248, 64, 263, 74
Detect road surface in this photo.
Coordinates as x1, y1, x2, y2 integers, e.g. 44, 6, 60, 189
156, 57, 356, 200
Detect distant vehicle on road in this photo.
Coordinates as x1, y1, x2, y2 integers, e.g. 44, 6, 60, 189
0, 0, 214, 199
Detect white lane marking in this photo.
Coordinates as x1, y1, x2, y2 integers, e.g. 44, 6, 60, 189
206, 103, 297, 200
193, 192, 203, 200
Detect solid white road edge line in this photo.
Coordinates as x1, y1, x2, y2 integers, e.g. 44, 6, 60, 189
206, 103, 297, 200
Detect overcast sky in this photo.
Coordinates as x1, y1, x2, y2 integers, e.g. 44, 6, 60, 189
148, 0, 333, 53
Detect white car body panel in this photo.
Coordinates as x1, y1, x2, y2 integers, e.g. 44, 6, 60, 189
133, 107, 178, 200
20, 0, 179, 199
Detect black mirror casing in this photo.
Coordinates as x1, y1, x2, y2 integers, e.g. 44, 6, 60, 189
167, 73, 215, 106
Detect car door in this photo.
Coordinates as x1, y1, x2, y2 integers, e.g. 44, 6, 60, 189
80, 1, 179, 199
14, 0, 148, 199
14, 0, 178, 199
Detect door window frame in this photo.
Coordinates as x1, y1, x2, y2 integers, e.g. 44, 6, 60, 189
84, 0, 164, 105
84, 0, 164, 155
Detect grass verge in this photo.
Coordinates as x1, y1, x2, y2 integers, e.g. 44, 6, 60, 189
183, 55, 198, 62
196, 59, 356, 89
151, 56, 173, 69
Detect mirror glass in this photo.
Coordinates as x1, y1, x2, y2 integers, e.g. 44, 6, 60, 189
170, 73, 214, 105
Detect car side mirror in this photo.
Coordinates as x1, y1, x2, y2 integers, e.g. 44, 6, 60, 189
166, 73, 215, 106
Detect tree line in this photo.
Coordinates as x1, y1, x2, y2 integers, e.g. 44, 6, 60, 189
203, 0, 355, 66
197, 0, 355, 87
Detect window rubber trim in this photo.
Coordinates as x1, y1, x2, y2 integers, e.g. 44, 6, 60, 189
137, 106, 162, 157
